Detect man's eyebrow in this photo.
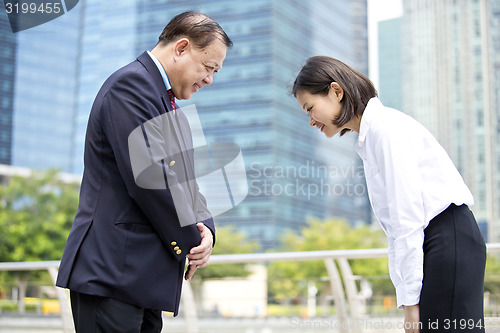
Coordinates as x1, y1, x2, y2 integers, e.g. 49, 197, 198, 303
206, 61, 220, 68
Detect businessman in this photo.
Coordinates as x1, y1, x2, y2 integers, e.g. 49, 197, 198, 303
56, 11, 232, 332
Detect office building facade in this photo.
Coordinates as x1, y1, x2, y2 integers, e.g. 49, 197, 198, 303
378, 17, 402, 110
0, 7, 15, 165
400, 0, 499, 241
8, 6, 81, 171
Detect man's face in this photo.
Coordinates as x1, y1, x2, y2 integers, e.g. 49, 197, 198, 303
170, 38, 227, 100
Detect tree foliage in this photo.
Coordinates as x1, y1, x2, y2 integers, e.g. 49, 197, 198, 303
0, 170, 79, 263
268, 218, 391, 302
485, 253, 500, 294
0, 170, 79, 308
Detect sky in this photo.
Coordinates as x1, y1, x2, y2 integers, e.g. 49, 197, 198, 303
367, 0, 404, 88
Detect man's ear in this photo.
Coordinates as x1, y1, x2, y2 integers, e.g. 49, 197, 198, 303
173, 38, 190, 58
330, 82, 344, 102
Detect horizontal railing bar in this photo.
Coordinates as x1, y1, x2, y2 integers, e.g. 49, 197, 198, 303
0, 243, 499, 270
210, 248, 389, 264
0, 260, 61, 271
210, 242, 500, 264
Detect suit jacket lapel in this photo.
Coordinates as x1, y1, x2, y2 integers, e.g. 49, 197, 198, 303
136, 51, 185, 151
137, 51, 197, 203
137, 52, 171, 107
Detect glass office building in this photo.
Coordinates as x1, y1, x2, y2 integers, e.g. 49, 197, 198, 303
8, 6, 81, 171
378, 17, 402, 111
399, 0, 499, 241
0, 6, 15, 165
71, 0, 140, 172
4, 0, 371, 249
487, 0, 500, 242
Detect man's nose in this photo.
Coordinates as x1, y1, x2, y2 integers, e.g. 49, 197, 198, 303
203, 73, 213, 85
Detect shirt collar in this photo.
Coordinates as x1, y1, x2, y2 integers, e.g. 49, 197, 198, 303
147, 51, 172, 91
357, 97, 383, 144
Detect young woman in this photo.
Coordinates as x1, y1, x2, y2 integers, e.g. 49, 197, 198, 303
292, 56, 486, 333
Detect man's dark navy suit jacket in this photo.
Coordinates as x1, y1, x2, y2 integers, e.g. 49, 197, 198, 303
56, 52, 215, 315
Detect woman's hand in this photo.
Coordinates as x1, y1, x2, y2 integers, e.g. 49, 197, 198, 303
403, 304, 420, 333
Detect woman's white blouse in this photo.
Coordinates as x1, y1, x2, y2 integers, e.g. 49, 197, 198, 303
355, 97, 474, 308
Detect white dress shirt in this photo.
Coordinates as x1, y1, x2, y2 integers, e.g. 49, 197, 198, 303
147, 51, 172, 91
355, 97, 474, 308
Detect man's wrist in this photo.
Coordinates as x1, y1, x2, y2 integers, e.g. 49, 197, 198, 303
203, 223, 215, 246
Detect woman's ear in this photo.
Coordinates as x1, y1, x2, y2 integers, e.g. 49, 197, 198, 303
330, 82, 344, 102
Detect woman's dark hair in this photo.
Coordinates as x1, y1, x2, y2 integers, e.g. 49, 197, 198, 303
292, 56, 377, 136
158, 11, 233, 49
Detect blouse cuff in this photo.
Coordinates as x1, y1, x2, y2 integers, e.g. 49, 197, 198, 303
396, 282, 421, 309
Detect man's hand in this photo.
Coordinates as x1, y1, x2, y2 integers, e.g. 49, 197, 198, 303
403, 304, 420, 333
184, 223, 213, 280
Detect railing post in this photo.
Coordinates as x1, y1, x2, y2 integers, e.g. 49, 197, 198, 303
337, 257, 361, 320
181, 279, 199, 333
47, 267, 74, 333
324, 258, 349, 333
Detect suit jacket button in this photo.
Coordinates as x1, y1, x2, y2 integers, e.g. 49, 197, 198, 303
171, 241, 177, 246
176, 250, 182, 255
169, 160, 176, 167
174, 246, 180, 251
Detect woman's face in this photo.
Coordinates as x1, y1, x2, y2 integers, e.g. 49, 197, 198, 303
295, 85, 345, 138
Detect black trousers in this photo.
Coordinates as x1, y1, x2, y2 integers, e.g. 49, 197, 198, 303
70, 291, 163, 333
420, 204, 486, 332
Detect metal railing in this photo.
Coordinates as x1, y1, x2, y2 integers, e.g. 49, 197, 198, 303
1, 243, 499, 333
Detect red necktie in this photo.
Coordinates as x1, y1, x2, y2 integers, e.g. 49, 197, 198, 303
167, 90, 176, 114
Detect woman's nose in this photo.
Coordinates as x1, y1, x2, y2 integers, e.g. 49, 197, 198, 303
309, 117, 316, 127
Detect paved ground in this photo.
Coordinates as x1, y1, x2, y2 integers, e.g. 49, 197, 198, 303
1, 315, 499, 332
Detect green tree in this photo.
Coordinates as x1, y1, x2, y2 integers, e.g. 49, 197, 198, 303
0, 170, 79, 262
0, 170, 79, 312
485, 253, 500, 294
268, 218, 391, 304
